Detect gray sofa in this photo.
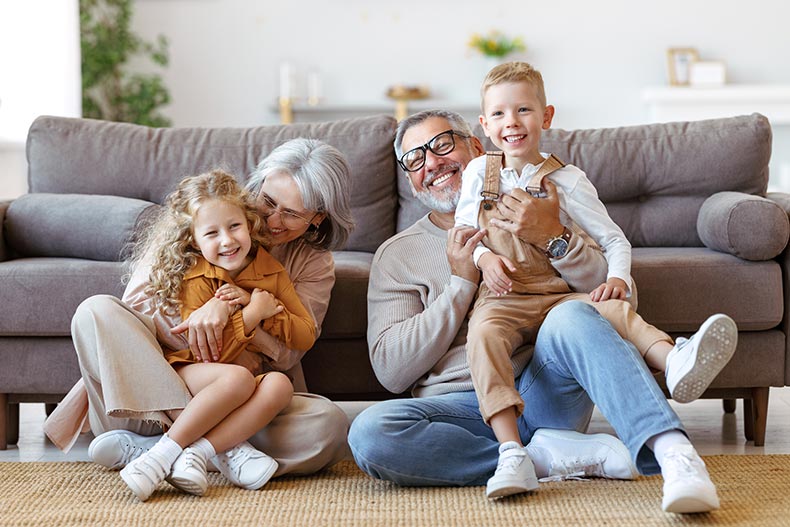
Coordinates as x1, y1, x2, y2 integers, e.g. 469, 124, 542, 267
1, 112, 788, 450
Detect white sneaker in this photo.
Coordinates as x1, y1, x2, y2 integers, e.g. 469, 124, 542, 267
665, 314, 737, 403
89, 430, 162, 470
212, 441, 278, 490
661, 444, 720, 513
120, 449, 170, 502
165, 447, 208, 496
527, 428, 638, 481
485, 441, 539, 499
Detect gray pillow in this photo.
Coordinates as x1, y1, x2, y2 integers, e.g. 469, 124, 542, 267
697, 191, 789, 261
4, 193, 156, 261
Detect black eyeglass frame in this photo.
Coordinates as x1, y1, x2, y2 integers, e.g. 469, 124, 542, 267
398, 129, 470, 173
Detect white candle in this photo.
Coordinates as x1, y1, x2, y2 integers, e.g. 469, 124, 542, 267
307, 72, 321, 105
280, 62, 292, 100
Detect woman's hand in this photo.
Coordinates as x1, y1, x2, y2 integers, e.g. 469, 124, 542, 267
215, 284, 252, 306
170, 296, 233, 362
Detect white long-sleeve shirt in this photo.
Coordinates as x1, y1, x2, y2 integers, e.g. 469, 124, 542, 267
454, 153, 632, 290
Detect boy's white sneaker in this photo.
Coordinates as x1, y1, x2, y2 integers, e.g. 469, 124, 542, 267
661, 444, 720, 513
119, 449, 170, 502
165, 447, 208, 496
88, 430, 162, 470
527, 428, 638, 481
665, 314, 737, 403
485, 441, 539, 499
213, 441, 278, 490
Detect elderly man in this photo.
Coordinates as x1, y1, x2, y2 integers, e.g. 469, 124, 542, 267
348, 110, 719, 513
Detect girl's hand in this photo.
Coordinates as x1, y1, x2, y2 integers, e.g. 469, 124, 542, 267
590, 277, 628, 302
247, 288, 284, 322
479, 252, 515, 296
215, 284, 252, 306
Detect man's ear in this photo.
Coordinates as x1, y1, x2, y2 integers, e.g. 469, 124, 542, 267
542, 105, 555, 130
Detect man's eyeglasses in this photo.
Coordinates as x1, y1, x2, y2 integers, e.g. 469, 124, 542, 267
258, 194, 317, 230
398, 129, 470, 173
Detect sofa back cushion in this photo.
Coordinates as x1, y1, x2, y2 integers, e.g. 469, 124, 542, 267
26, 114, 399, 253
474, 114, 772, 247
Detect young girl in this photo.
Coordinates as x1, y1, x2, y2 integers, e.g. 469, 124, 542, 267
119, 169, 316, 502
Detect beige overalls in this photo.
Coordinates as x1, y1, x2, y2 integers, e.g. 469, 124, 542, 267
467, 152, 671, 423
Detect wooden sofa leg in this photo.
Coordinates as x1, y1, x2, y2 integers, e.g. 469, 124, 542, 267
0, 393, 7, 450
744, 398, 754, 441
723, 399, 736, 413
749, 387, 769, 447
7, 403, 20, 446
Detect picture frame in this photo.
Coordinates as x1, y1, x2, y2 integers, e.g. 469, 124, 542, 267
666, 48, 699, 86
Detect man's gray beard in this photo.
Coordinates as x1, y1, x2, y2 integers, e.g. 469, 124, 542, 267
414, 188, 459, 214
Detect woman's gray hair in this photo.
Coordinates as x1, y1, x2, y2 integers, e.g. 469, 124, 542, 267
246, 138, 355, 251
394, 109, 475, 159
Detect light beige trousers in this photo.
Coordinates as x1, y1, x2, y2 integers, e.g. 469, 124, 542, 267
72, 295, 349, 477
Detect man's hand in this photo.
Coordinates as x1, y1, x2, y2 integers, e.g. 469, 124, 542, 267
170, 296, 232, 362
590, 277, 629, 302
446, 226, 487, 283
479, 252, 515, 296
489, 180, 564, 248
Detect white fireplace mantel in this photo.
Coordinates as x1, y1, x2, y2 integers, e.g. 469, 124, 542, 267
642, 85, 790, 124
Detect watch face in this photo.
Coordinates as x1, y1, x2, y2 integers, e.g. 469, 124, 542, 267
548, 238, 569, 258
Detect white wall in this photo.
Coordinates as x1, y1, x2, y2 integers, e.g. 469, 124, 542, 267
0, 0, 81, 200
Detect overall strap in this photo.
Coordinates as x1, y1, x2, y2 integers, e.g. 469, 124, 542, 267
480, 151, 503, 210
526, 153, 566, 196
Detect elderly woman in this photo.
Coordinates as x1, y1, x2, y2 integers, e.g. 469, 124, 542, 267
45, 138, 355, 480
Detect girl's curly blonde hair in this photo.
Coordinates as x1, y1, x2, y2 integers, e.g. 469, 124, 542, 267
127, 169, 269, 314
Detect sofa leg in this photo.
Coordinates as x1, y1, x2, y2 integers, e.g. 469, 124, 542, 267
744, 398, 754, 441
749, 387, 769, 447
7, 403, 20, 446
723, 399, 736, 413
0, 393, 7, 450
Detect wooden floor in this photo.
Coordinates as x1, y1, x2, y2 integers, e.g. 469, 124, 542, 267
2, 388, 790, 462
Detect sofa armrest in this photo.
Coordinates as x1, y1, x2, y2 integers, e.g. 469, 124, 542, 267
697, 191, 790, 261
0, 199, 12, 262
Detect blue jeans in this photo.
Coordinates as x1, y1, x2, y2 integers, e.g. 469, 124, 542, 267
348, 301, 683, 486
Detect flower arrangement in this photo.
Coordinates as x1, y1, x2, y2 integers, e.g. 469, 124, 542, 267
468, 30, 526, 58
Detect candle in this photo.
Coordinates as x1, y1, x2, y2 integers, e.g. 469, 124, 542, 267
307, 72, 321, 106
280, 62, 292, 100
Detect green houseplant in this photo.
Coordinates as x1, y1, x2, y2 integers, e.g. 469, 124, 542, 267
80, 0, 172, 126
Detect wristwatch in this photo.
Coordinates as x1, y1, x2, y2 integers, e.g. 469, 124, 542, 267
545, 227, 572, 259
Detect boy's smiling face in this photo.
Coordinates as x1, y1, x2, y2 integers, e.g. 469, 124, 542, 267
480, 81, 555, 173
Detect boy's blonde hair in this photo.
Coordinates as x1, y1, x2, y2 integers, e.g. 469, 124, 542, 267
480, 61, 547, 110
127, 169, 269, 314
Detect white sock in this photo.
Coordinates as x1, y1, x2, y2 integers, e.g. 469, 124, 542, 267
149, 433, 183, 468
190, 437, 216, 460
646, 430, 692, 469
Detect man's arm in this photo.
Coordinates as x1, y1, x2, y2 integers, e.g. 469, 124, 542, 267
367, 228, 483, 394
490, 181, 608, 292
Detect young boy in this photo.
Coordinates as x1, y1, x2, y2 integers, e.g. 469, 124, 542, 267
456, 61, 736, 512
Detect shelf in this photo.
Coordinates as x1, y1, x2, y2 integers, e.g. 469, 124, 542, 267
642, 85, 790, 125
269, 101, 479, 124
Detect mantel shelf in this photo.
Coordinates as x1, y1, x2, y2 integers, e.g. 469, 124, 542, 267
642, 84, 790, 125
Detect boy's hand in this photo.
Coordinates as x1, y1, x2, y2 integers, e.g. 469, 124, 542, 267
479, 252, 515, 296
590, 277, 628, 302
215, 284, 252, 306
246, 288, 284, 321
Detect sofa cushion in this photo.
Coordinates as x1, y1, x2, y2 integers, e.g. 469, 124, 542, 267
322, 251, 373, 338
0, 258, 124, 335
474, 114, 772, 248
27, 114, 399, 253
697, 192, 790, 261
632, 247, 782, 332
4, 193, 154, 261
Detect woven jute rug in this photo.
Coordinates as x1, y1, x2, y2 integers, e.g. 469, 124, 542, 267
1, 456, 789, 526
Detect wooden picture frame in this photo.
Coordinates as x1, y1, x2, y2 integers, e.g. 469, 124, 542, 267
666, 48, 699, 86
